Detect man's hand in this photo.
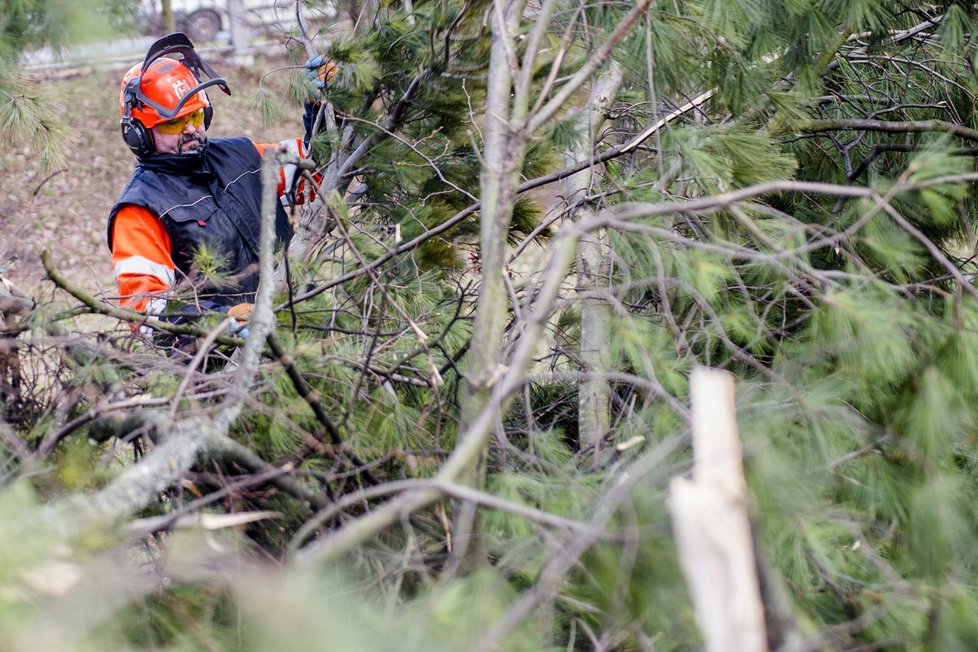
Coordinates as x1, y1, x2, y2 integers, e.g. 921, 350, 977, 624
226, 303, 254, 340
305, 54, 338, 98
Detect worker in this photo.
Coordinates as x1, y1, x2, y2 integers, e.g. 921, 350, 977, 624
106, 33, 331, 342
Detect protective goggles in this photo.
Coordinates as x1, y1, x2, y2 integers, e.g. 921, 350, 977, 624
157, 108, 206, 134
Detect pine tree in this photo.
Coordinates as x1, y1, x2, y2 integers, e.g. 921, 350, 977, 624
6, 1, 978, 650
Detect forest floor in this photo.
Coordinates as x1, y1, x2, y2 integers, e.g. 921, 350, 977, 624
0, 51, 302, 302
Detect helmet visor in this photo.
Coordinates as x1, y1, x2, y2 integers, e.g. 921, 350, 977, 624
131, 32, 230, 120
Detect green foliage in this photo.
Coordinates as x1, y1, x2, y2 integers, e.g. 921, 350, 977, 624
0, 0, 120, 168
251, 85, 287, 129
10, 0, 978, 650
0, 73, 75, 169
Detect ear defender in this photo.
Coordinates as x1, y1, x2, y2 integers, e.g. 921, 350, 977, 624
120, 78, 155, 157
120, 76, 212, 157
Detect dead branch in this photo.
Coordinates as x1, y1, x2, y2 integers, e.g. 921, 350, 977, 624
668, 367, 767, 652
793, 118, 978, 143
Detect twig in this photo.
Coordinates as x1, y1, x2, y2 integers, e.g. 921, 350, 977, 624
31, 167, 67, 199
289, 475, 619, 554
168, 317, 234, 420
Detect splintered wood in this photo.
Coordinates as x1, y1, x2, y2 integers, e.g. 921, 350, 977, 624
669, 367, 768, 652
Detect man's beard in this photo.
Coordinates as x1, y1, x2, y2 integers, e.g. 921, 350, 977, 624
179, 133, 207, 154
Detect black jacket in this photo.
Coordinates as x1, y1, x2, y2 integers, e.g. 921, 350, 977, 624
107, 137, 292, 307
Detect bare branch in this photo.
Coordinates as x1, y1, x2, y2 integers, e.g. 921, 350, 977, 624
792, 118, 978, 143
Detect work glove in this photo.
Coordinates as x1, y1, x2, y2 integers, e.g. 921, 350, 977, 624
304, 54, 338, 99
225, 303, 254, 341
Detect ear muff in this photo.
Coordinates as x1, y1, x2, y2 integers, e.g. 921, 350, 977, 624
121, 118, 154, 157
203, 103, 213, 129
120, 78, 155, 157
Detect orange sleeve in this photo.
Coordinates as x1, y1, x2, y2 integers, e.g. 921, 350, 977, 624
111, 205, 176, 313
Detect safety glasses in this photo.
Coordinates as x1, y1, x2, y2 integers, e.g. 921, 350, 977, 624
157, 108, 205, 134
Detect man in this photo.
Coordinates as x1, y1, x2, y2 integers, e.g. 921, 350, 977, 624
107, 33, 322, 331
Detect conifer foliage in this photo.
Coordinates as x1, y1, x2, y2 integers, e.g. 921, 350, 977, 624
5, 0, 978, 649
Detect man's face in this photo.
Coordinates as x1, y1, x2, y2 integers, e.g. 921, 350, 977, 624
151, 115, 207, 155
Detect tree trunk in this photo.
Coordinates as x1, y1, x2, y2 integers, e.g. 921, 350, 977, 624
563, 62, 623, 450
160, 0, 175, 34
461, 0, 530, 426
450, 0, 530, 569
227, 0, 253, 63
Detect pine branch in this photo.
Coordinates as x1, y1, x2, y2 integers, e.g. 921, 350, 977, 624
277, 90, 713, 309
40, 250, 246, 346
296, 217, 583, 565
266, 332, 380, 486
597, 175, 978, 223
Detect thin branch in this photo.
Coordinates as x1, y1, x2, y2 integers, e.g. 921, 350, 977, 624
41, 251, 245, 346
528, 0, 654, 132
793, 118, 978, 143
289, 476, 615, 553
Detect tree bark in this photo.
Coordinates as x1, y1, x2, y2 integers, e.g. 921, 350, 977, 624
563, 62, 623, 450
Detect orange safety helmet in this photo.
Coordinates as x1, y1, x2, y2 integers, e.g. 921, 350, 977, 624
119, 58, 210, 130
119, 32, 230, 156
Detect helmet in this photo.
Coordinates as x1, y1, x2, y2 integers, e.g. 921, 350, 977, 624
119, 32, 230, 157
119, 58, 210, 130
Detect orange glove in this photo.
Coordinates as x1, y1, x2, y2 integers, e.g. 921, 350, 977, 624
226, 303, 254, 321
224, 303, 254, 340
305, 54, 338, 97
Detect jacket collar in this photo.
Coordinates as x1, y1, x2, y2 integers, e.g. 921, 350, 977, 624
136, 140, 210, 176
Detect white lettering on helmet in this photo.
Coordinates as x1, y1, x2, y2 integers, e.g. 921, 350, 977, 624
172, 78, 191, 98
